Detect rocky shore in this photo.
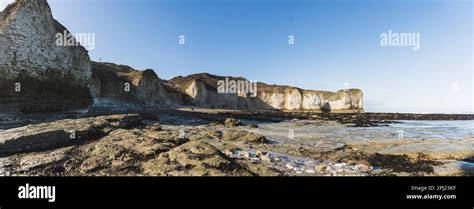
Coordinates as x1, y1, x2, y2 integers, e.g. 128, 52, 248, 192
1, 110, 472, 176
0, 0, 472, 177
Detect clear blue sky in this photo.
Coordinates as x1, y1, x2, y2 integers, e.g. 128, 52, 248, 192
1, 0, 472, 113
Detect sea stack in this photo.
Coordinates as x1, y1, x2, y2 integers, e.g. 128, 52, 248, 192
0, 0, 93, 114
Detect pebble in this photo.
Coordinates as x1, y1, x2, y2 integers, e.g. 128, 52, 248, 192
225, 149, 368, 176
295, 160, 305, 166
239, 151, 251, 159
286, 164, 294, 170
355, 164, 371, 172
256, 151, 267, 157
305, 169, 316, 174
305, 160, 316, 165
250, 157, 260, 162
334, 163, 345, 167
260, 155, 272, 163
223, 149, 234, 157
249, 124, 259, 128
315, 165, 327, 172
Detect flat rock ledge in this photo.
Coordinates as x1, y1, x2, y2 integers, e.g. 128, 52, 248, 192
0, 113, 467, 176
0, 114, 144, 156
0, 114, 283, 176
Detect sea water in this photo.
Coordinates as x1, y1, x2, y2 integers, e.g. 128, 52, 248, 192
249, 120, 474, 145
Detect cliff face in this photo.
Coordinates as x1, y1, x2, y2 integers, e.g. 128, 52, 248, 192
168, 73, 240, 108
0, 0, 363, 114
0, 0, 92, 114
90, 62, 180, 109
255, 83, 364, 112
168, 73, 364, 112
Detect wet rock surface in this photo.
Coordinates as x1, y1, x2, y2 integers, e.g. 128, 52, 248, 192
0, 113, 364, 176
0, 0, 471, 177
224, 118, 242, 127
142, 141, 255, 176
432, 161, 474, 176
0, 113, 283, 176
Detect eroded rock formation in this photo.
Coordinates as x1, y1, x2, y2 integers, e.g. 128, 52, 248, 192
0, 114, 282, 176
0, 0, 93, 113
90, 62, 181, 109
169, 73, 364, 112
1, 112, 468, 176
0, 0, 364, 114
0, 114, 144, 156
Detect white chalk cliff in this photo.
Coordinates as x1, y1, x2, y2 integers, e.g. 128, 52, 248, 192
0, 0, 92, 113
0, 0, 364, 114
168, 73, 364, 112
90, 62, 181, 109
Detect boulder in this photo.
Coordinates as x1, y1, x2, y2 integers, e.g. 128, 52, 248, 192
221, 129, 267, 144
224, 118, 242, 127
141, 141, 253, 176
